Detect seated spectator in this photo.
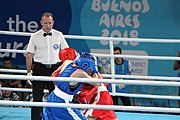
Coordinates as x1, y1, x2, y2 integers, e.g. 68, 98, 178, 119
0, 81, 20, 101
0, 82, 20, 107
0, 57, 25, 100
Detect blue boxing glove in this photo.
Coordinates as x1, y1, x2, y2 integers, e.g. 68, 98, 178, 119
92, 55, 99, 74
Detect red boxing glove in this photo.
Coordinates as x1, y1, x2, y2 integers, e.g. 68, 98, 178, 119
100, 74, 108, 88
51, 67, 62, 85
78, 85, 98, 104
51, 68, 61, 77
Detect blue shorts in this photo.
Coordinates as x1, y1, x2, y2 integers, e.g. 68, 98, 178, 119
42, 91, 87, 120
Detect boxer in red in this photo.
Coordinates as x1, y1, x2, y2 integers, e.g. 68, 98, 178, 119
77, 73, 118, 120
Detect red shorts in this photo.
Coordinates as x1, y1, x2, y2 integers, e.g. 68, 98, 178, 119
83, 85, 117, 120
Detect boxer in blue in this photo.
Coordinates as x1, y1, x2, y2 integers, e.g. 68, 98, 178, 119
42, 52, 99, 120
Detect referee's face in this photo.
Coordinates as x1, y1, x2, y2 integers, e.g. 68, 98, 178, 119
41, 16, 54, 33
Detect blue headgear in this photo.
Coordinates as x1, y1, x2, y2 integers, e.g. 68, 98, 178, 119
74, 52, 95, 72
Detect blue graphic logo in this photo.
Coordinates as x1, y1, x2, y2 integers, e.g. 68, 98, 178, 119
53, 44, 59, 50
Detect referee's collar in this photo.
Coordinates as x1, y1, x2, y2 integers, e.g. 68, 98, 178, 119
42, 29, 53, 37
42, 29, 53, 34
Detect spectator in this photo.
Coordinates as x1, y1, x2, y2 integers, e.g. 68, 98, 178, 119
0, 81, 20, 101
0, 82, 20, 107
108, 47, 131, 110
26, 12, 69, 120
173, 51, 180, 108
0, 56, 24, 100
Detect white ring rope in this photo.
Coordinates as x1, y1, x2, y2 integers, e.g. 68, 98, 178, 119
0, 100, 180, 113
1, 74, 180, 87
94, 54, 180, 61
1, 87, 180, 100
113, 93, 180, 100
0, 30, 31, 36
0, 87, 48, 93
1, 30, 180, 43
0, 49, 26, 53
0, 69, 27, 74
1, 49, 180, 61
1, 30, 180, 114
103, 74, 180, 81
1, 69, 180, 81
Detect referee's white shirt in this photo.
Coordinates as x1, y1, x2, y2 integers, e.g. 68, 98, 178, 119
26, 29, 69, 64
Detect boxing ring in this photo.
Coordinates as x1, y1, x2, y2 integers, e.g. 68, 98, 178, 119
1, 107, 180, 120
0, 30, 180, 120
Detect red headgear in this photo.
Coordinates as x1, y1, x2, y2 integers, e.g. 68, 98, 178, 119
59, 48, 78, 62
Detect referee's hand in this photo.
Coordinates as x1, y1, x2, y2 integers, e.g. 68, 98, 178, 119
27, 73, 32, 86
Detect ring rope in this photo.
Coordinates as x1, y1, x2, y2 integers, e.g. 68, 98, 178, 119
1, 87, 180, 100
1, 74, 180, 87
1, 30, 180, 43
0, 100, 180, 113
103, 74, 180, 81
1, 69, 180, 81
0, 69, 27, 74
113, 93, 180, 100
1, 30, 180, 114
0, 49, 26, 53
1, 49, 180, 61
94, 54, 180, 61
0, 87, 48, 93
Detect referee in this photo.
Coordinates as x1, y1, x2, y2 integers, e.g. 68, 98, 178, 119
26, 12, 69, 120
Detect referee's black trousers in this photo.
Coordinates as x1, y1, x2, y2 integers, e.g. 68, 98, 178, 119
31, 62, 61, 120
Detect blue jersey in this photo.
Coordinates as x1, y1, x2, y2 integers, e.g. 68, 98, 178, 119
42, 62, 86, 120
108, 60, 130, 93
55, 62, 83, 95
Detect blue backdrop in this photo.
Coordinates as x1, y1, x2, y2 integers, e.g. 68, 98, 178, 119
0, 0, 180, 107
0, 0, 180, 76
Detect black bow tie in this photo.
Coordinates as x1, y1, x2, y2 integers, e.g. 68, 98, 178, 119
43, 32, 52, 37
